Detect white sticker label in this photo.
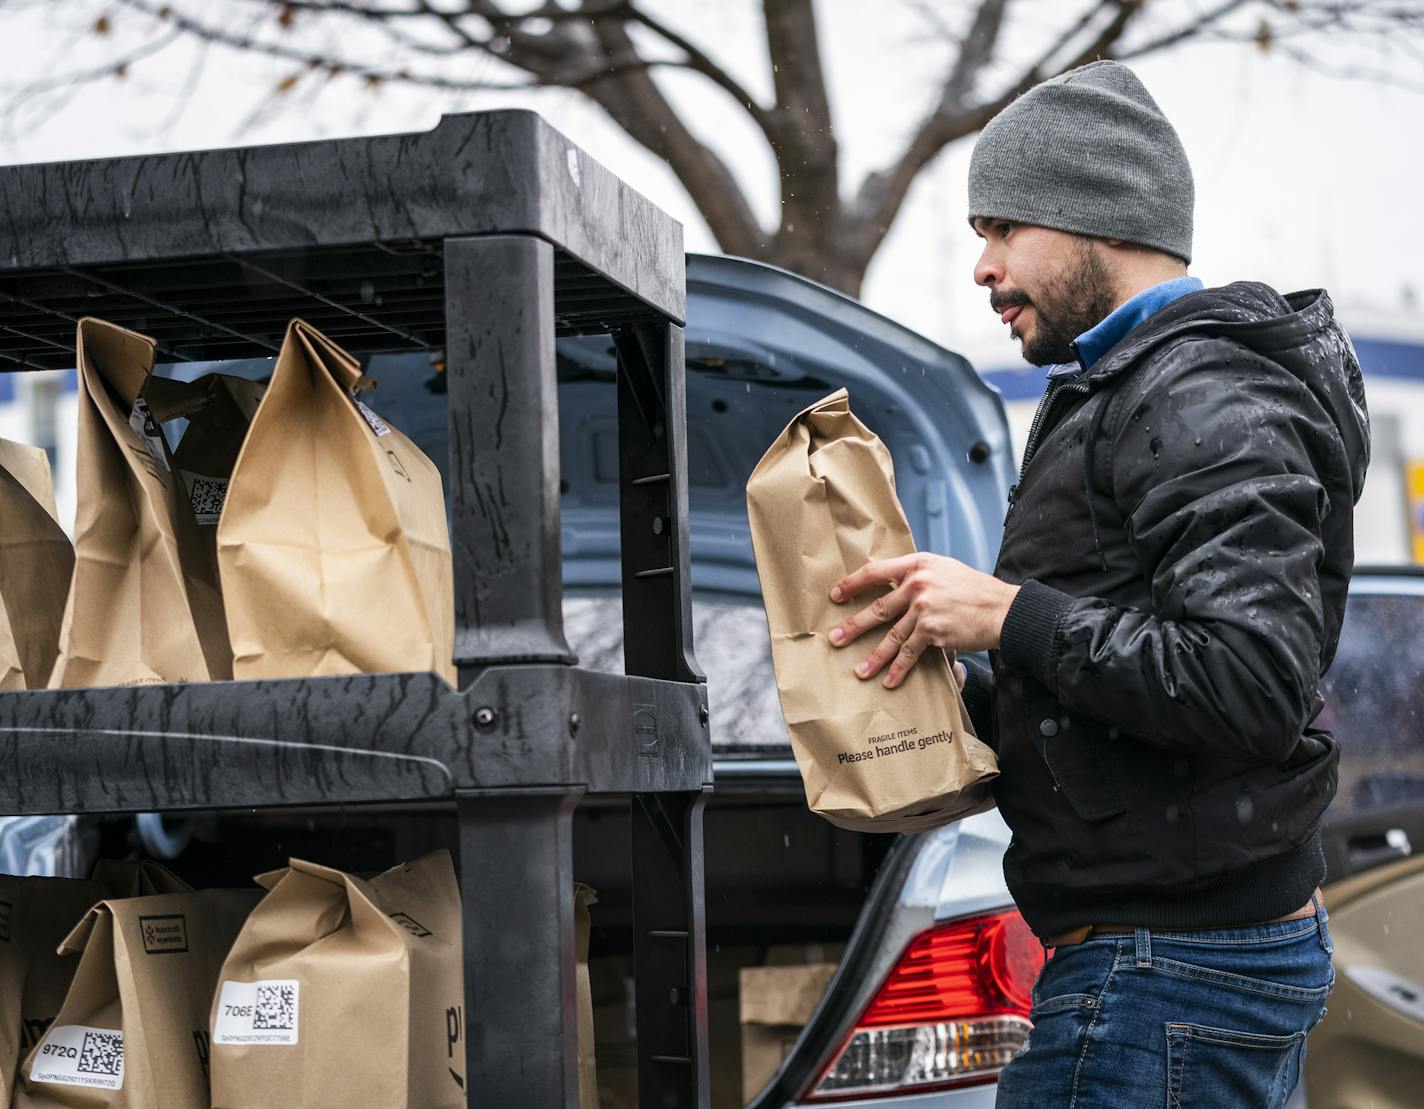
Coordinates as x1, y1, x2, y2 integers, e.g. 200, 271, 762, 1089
355, 399, 392, 437
213, 979, 300, 1046
128, 397, 170, 472
182, 471, 230, 525
29, 1025, 125, 1090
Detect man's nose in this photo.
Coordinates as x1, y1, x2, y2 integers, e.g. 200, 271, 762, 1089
974, 247, 1002, 288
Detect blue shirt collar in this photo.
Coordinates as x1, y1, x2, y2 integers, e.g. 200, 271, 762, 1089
1049, 275, 1204, 376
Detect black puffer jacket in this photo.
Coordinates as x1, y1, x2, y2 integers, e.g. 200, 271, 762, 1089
961, 282, 1370, 939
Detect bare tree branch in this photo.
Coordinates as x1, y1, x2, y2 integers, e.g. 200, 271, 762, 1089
845, 0, 1254, 278
1, 0, 1420, 296
761, 0, 841, 281
847, 0, 1028, 274
626, 5, 776, 134
577, 12, 768, 259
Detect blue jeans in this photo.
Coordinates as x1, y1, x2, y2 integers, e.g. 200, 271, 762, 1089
996, 897, 1334, 1107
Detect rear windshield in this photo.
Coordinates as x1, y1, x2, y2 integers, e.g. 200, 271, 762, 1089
565, 596, 788, 752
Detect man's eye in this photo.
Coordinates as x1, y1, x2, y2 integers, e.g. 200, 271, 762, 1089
997, 222, 1013, 237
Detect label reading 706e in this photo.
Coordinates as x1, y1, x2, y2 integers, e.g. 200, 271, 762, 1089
213, 979, 301, 1046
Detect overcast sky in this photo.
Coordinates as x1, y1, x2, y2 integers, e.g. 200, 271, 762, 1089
0, 0, 1420, 376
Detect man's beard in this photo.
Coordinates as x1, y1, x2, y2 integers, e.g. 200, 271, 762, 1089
1004, 240, 1118, 367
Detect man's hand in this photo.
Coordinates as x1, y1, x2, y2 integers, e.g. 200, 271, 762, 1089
828, 553, 1019, 689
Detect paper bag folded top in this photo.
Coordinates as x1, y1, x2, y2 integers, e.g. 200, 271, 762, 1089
16, 887, 260, 1109
746, 388, 998, 833
51, 315, 454, 687
50, 319, 242, 687
209, 849, 465, 1109
0, 439, 73, 690
217, 319, 456, 684
0, 861, 192, 1107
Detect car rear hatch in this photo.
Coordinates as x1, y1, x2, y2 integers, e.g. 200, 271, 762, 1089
142, 252, 1016, 1106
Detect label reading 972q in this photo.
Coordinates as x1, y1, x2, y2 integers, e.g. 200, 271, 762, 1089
30, 1025, 125, 1090
213, 979, 301, 1046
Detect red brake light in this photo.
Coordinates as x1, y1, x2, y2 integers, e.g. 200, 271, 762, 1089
804, 910, 1044, 1101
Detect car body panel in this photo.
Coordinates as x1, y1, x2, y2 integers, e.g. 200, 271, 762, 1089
1305, 569, 1424, 1108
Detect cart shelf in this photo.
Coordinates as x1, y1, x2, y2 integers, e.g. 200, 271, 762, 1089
0, 110, 710, 1109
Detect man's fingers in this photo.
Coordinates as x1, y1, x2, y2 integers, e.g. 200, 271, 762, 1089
830, 554, 918, 604
882, 628, 930, 689
855, 611, 917, 679
829, 582, 909, 647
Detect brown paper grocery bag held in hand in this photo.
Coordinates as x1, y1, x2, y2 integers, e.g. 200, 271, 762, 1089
217, 319, 456, 684
49, 319, 235, 687
746, 388, 997, 833
16, 887, 259, 1109
209, 849, 465, 1109
0, 439, 74, 690
0, 862, 191, 1107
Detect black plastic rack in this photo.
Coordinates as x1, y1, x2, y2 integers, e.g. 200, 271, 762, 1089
0, 110, 712, 1108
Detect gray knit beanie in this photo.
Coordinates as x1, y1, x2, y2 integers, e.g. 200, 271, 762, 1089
968, 60, 1194, 263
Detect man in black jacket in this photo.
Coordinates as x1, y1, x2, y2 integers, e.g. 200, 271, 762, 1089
827, 60, 1368, 1106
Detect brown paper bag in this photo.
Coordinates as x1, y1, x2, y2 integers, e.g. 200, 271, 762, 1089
575, 883, 600, 1109
145, 371, 266, 602
209, 849, 465, 1109
0, 439, 74, 690
0, 863, 191, 1106
746, 388, 998, 832
216, 319, 455, 683
16, 888, 260, 1108
49, 319, 232, 687
739, 963, 838, 1102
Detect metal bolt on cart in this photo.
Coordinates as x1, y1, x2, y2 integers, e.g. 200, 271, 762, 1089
0, 111, 712, 1109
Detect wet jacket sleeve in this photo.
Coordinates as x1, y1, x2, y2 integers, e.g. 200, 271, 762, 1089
997, 339, 1336, 763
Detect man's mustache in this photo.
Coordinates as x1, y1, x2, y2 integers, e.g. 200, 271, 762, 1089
990, 291, 1032, 313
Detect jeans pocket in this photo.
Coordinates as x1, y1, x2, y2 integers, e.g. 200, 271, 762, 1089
1031, 991, 1097, 1018
1165, 1023, 1306, 1109
1150, 954, 1333, 1004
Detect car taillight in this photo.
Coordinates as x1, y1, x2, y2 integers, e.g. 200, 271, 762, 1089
803, 910, 1044, 1101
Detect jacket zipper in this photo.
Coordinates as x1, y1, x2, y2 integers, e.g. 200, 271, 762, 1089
1004, 360, 1092, 524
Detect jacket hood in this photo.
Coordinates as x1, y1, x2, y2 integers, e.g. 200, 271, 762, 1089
1088, 280, 1370, 495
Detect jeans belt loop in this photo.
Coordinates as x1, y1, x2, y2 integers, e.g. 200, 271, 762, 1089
1312, 889, 1332, 955
1134, 926, 1152, 967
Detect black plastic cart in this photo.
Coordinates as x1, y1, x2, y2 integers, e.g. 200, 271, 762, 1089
0, 110, 712, 1108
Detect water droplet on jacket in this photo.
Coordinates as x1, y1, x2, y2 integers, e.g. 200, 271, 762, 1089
1235, 796, 1254, 824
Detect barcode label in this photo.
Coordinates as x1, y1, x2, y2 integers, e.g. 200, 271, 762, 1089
29, 1025, 125, 1090
128, 397, 170, 471
355, 399, 392, 437
182, 471, 229, 525
213, 979, 300, 1046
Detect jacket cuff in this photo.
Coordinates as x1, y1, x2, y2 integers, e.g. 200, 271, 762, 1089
959, 657, 994, 743
999, 579, 1075, 690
